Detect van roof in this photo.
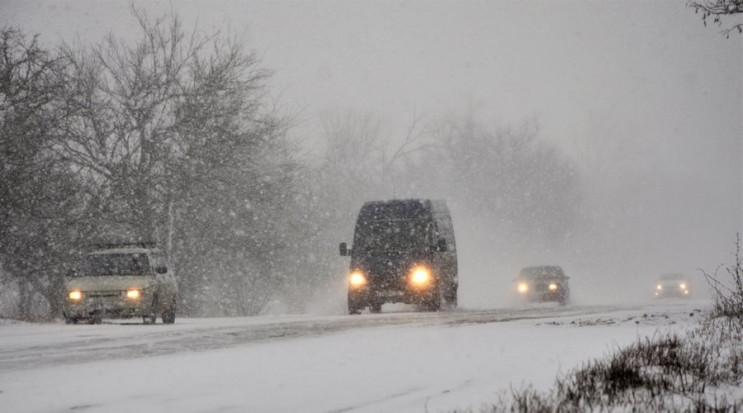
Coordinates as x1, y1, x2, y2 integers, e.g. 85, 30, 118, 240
89, 247, 156, 255
359, 199, 437, 221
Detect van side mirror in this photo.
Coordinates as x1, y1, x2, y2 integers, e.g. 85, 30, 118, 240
436, 238, 447, 252
155, 266, 168, 274
339, 242, 350, 256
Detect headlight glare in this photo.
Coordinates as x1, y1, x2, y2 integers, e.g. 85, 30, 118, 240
517, 282, 528, 293
68, 290, 83, 301
126, 289, 142, 300
548, 283, 558, 291
349, 271, 367, 288
410, 266, 431, 286
680, 283, 687, 290
656, 284, 662, 290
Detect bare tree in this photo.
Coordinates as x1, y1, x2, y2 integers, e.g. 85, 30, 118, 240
426, 114, 581, 247
703, 234, 743, 318
688, 0, 743, 36
53, 8, 295, 316
56, 7, 270, 239
0, 27, 80, 319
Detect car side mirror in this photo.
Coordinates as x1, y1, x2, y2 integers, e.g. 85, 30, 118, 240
339, 242, 350, 256
436, 238, 447, 252
155, 266, 168, 274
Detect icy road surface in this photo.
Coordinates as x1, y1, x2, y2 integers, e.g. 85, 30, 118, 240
0, 301, 706, 412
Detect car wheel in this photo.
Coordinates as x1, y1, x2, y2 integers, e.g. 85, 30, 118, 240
423, 299, 441, 312
419, 288, 442, 312
64, 317, 77, 325
369, 302, 382, 313
348, 292, 364, 315
161, 302, 176, 324
442, 282, 458, 310
143, 315, 157, 324
348, 299, 362, 315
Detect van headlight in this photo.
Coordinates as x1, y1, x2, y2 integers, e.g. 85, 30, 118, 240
517, 282, 528, 294
348, 271, 367, 288
68, 290, 83, 301
409, 266, 432, 286
548, 283, 558, 291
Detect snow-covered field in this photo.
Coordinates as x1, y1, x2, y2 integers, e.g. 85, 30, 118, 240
0, 300, 706, 413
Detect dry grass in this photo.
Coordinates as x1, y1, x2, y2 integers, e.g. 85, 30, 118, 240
454, 236, 743, 412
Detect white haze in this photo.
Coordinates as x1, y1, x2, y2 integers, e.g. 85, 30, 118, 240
2, 0, 741, 310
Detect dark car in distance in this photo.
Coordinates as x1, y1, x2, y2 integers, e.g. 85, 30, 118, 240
515, 265, 570, 305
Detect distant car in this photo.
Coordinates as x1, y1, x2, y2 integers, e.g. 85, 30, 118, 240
63, 242, 179, 324
515, 266, 570, 305
654, 273, 691, 298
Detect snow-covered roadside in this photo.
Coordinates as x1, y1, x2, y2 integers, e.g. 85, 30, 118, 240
0, 301, 704, 413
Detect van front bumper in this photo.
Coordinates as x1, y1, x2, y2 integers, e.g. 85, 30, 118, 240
348, 285, 436, 306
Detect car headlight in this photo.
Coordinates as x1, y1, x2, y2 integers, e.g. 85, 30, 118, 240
679, 283, 687, 290
517, 282, 529, 294
656, 284, 662, 290
68, 290, 83, 301
348, 271, 367, 288
548, 283, 558, 291
409, 266, 432, 286
126, 289, 142, 300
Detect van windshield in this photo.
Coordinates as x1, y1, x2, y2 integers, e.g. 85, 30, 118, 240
78, 253, 151, 277
354, 219, 432, 252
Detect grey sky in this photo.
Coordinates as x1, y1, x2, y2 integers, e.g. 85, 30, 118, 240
4, 1, 739, 152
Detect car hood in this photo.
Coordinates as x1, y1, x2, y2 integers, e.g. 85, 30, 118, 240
657, 280, 688, 286
518, 278, 563, 284
65, 276, 156, 291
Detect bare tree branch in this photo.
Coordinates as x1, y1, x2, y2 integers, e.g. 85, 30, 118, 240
688, 0, 743, 35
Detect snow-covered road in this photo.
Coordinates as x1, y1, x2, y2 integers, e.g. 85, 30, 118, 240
0, 300, 706, 412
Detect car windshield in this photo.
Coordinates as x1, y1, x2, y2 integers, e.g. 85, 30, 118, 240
354, 219, 432, 252
78, 253, 151, 277
520, 267, 565, 280
659, 274, 685, 281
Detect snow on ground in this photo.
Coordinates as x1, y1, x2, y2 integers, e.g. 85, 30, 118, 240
0, 300, 706, 413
